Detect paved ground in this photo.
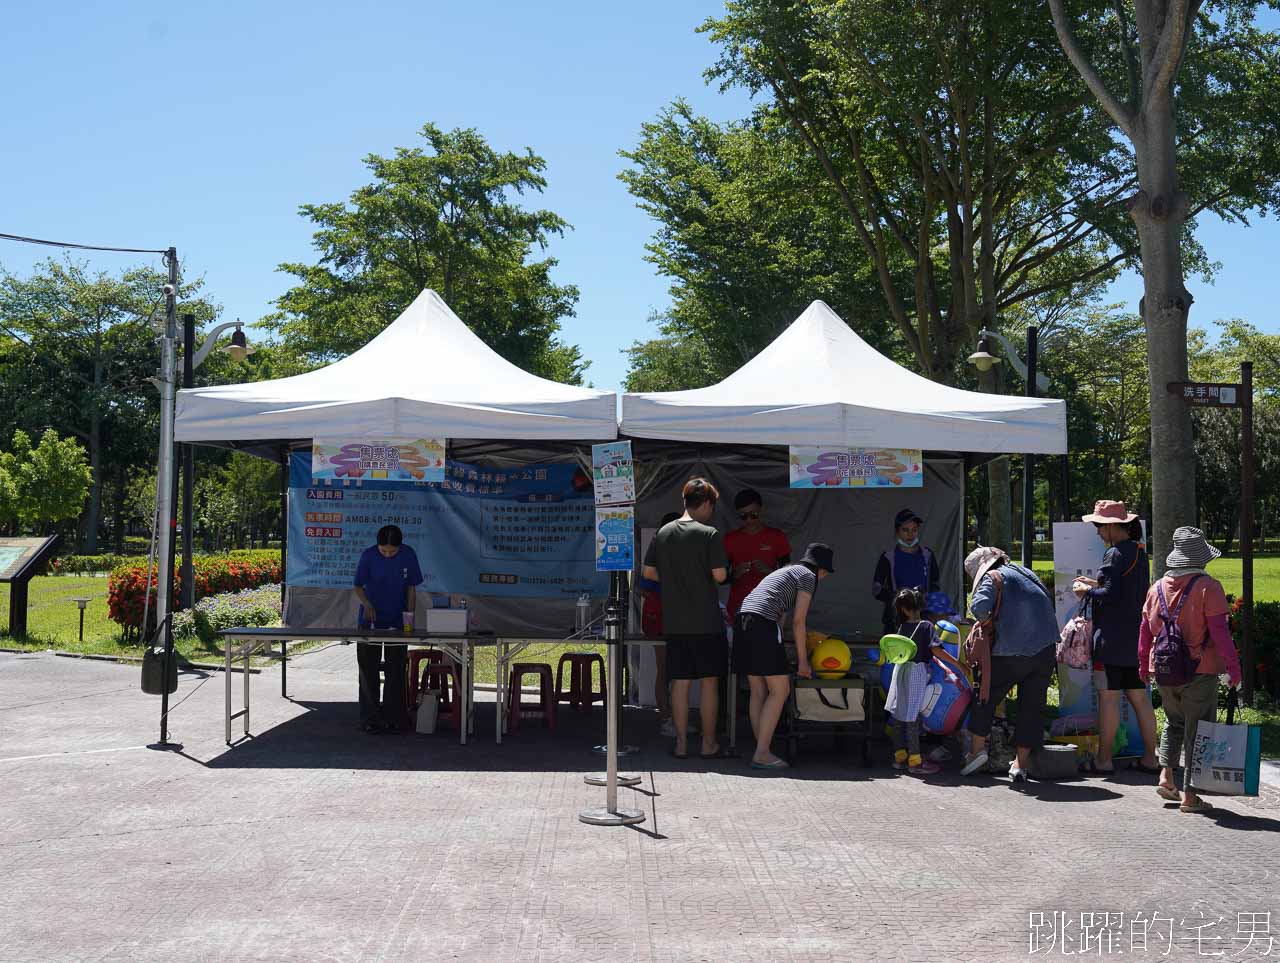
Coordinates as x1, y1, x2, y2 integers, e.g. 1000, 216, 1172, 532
1, 648, 1278, 963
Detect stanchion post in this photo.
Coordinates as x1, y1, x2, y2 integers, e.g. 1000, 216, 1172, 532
579, 575, 644, 826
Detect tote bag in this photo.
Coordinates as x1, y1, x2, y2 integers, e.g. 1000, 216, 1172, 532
1187, 689, 1261, 797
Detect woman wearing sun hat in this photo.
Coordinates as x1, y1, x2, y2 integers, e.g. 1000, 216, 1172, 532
960, 545, 1060, 781
1072, 500, 1159, 775
1137, 527, 1242, 814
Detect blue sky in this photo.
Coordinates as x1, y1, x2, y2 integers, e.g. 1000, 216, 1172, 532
1, 1, 1275, 391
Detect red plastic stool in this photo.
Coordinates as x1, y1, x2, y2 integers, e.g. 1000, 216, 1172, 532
407, 649, 447, 712
556, 652, 605, 711
506, 663, 556, 733
419, 662, 463, 730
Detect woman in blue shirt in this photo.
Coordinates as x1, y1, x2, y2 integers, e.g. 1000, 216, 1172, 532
872, 509, 942, 635
353, 524, 424, 734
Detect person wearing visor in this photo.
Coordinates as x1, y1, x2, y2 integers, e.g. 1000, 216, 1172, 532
872, 508, 941, 636
724, 488, 791, 619
734, 543, 835, 770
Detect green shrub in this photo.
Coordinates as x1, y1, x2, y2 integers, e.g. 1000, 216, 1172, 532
173, 584, 282, 643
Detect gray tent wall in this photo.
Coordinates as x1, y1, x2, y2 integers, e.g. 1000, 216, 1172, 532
282, 439, 965, 640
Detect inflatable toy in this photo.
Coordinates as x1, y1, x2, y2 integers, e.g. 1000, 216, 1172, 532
919, 656, 973, 735
810, 637, 852, 679
933, 620, 961, 660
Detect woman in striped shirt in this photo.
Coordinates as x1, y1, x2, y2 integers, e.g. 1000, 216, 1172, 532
734, 543, 835, 770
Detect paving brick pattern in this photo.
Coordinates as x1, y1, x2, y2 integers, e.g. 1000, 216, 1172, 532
1, 649, 1276, 962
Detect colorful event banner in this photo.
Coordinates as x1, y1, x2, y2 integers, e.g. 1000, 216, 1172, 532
591, 440, 635, 506
788, 447, 923, 489
1051, 520, 1148, 757
594, 505, 636, 572
311, 437, 447, 483
288, 452, 606, 598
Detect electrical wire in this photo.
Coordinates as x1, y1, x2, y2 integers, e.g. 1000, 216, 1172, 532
0, 231, 167, 255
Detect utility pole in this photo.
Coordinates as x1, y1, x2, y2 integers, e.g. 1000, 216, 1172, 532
1022, 326, 1038, 568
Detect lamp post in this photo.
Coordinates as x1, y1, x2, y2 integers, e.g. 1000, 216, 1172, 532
72, 597, 92, 643
149, 290, 253, 751
969, 327, 1064, 568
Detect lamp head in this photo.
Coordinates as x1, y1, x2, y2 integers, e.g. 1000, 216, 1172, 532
226, 322, 255, 362
962, 335, 1003, 371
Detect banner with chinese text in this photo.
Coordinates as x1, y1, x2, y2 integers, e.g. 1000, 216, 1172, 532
788, 447, 923, 489
288, 452, 605, 598
311, 437, 447, 483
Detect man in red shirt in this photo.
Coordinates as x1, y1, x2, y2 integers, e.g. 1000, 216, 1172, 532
725, 489, 791, 617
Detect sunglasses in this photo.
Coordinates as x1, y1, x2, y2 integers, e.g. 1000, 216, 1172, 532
738, 511, 761, 520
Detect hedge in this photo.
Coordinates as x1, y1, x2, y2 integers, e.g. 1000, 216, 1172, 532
108, 550, 282, 637
50, 553, 137, 575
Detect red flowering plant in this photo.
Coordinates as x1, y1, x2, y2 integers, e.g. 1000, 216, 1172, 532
108, 550, 282, 639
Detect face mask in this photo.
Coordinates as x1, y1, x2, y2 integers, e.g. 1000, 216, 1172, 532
897, 537, 919, 549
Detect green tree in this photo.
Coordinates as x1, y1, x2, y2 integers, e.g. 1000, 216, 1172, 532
619, 104, 896, 388
266, 123, 586, 383
0, 257, 219, 550
1048, 0, 1280, 565
702, 0, 1138, 546
0, 429, 93, 532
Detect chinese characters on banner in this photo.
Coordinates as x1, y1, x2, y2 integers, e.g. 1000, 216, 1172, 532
591, 441, 636, 572
788, 447, 924, 489
311, 437, 447, 483
288, 452, 605, 598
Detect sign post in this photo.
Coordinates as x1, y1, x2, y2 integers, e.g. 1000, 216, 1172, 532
1167, 371, 1255, 705
581, 442, 645, 823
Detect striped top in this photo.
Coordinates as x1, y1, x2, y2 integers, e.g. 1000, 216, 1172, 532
739, 564, 818, 622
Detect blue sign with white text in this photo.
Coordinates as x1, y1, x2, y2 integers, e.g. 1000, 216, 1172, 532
287, 452, 607, 598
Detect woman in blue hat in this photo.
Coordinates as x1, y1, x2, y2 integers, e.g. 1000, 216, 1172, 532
872, 508, 942, 636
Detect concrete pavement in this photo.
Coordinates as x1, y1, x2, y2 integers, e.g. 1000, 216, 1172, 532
1, 648, 1277, 962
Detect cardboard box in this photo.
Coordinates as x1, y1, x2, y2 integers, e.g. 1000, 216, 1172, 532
426, 608, 468, 634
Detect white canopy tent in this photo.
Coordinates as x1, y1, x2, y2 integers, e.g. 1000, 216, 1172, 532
621, 300, 1066, 454
175, 288, 617, 447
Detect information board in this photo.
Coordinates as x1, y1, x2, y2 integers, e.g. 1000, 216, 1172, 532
287, 453, 605, 598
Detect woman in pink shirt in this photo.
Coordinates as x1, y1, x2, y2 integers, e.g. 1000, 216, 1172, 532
1137, 527, 1242, 814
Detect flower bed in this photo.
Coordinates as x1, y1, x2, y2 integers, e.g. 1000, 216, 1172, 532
108, 550, 282, 638
173, 583, 282, 644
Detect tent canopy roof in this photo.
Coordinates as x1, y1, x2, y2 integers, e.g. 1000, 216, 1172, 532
621, 301, 1067, 454
175, 289, 617, 450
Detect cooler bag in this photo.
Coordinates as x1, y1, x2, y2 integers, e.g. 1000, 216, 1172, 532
794, 681, 866, 723
919, 656, 972, 735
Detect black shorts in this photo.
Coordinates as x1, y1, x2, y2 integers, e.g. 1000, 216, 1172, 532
1094, 662, 1145, 691
732, 613, 789, 677
664, 633, 728, 680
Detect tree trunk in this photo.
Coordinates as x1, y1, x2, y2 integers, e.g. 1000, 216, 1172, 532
112, 462, 125, 554
1132, 98, 1196, 572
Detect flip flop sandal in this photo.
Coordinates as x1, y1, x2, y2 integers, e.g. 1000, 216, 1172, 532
1180, 800, 1214, 814
670, 747, 689, 760
700, 746, 723, 759
1156, 786, 1181, 801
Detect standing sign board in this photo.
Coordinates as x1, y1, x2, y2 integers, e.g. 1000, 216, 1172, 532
1051, 521, 1147, 757
0, 535, 61, 637
789, 447, 923, 489
592, 442, 636, 572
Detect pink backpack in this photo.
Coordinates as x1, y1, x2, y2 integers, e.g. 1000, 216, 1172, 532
1057, 600, 1094, 669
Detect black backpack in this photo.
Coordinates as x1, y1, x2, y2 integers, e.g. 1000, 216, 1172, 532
1152, 575, 1203, 686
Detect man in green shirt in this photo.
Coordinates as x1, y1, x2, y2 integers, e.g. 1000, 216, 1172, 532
642, 477, 729, 758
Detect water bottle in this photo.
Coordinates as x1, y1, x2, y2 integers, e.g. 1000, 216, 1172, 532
576, 593, 590, 635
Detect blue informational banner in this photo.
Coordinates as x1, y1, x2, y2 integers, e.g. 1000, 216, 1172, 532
287, 452, 607, 598
594, 505, 635, 572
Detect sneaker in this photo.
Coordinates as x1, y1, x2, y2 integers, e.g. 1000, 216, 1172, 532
927, 745, 952, 764
1009, 765, 1030, 785
961, 749, 990, 776
909, 759, 942, 776
892, 753, 909, 771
